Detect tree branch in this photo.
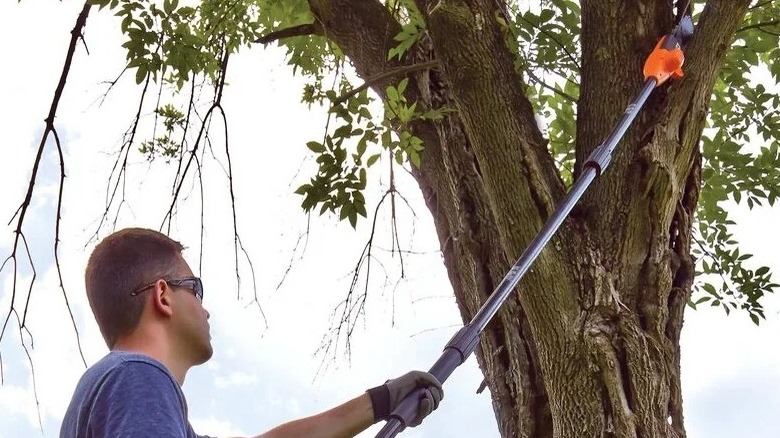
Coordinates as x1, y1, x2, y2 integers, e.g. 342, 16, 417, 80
525, 69, 577, 103
749, 0, 774, 11
254, 23, 322, 45
736, 19, 780, 34
332, 60, 439, 106
307, 0, 405, 85
1, 2, 91, 368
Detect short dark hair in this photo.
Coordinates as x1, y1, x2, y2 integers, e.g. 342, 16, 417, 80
85, 228, 184, 348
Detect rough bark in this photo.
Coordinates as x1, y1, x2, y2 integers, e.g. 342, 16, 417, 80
307, 0, 751, 436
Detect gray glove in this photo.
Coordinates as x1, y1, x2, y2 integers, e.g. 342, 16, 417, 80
367, 371, 444, 427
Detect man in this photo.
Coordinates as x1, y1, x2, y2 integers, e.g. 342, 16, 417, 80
61, 227, 443, 438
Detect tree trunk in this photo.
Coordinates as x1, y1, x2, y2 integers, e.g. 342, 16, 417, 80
308, 0, 751, 436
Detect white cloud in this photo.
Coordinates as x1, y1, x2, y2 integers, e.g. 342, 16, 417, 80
0, 383, 39, 428
214, 371, 259, 389
190, 415, 247, 438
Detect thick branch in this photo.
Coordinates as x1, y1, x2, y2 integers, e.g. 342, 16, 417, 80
680, 0, 754, 93
307, 0, 403, 85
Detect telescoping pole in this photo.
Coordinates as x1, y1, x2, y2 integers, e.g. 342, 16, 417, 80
375, 15, 694, 438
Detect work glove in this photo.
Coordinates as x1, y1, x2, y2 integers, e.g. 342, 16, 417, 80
367, 371, 444, 427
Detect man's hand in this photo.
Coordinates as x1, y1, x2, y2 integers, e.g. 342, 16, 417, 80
367, 371, 444, 427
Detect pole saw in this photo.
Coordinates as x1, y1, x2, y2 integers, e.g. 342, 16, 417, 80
376, 9, 695, 438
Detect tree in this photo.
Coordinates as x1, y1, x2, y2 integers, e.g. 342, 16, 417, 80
2, 0, 779, 437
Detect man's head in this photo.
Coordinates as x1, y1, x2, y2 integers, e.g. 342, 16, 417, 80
85, 228, 211, 364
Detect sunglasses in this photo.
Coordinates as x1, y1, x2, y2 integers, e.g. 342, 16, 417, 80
131, 277, 204, 302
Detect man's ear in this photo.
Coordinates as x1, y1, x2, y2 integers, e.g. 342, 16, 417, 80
151, 280, 174, 318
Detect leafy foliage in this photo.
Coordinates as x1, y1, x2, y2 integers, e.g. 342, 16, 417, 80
88, 0, 263, 88
498, 0, 581, 184
295, 87, 376, 228
138, 104, 186, 161
294, 76, 450, 228
693, 1, 780, 323
387, 9, 425, 61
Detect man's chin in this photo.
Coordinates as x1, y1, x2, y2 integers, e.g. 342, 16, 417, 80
194, 343, 214, 365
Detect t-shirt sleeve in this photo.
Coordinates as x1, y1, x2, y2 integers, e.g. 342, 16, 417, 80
88, 361, 192, 437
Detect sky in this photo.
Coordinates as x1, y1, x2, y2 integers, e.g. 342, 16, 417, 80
1, 2, 779, 438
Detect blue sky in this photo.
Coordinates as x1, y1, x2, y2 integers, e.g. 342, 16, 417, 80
1, 2, 779, 438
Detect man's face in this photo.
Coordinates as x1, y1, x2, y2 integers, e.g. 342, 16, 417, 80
170, 258, 213, 366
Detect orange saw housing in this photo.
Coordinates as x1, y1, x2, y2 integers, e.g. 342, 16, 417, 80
643, 36, 685, 86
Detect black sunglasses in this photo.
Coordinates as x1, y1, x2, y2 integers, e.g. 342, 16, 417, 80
131, 277, 204, 302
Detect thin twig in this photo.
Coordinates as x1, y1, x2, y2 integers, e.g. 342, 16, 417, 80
736, 19, 780, 34
274, 222, 311, 292
90, 75, 152, 244
525, 69, 577, 103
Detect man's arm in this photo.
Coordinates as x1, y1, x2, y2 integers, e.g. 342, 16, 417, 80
230, 371, 443, 438
252, 393, 374, 438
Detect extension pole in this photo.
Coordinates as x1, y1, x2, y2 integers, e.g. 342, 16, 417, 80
376, 15, 693, 438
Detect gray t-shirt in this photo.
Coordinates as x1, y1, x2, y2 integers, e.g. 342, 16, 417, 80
60, 350, 214, 438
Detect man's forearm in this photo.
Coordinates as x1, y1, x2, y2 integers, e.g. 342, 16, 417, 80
250, 392, 375, 438
226, 370, 441, 438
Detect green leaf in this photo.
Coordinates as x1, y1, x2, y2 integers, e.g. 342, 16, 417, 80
539, 9, 555, 23
367, 153, 381, 167
135, 65, 147, 84
387, 85, 398, 102
358, 107, 373, 120
294, 183, 310, 195
357, 137, 368, 157
348, 210, 357, 228
306, 141, 325, 153
354, 199, 367, 217
340, 202, 352, 221
381, 129, 392, 147
410, 150, 421, 168
359, 168, 367, 189
333, 124, 352, 138
397, 78, 409, 95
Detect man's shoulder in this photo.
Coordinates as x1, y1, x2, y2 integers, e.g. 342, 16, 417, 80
62, 352, 200, 438
96, 350, 169, 372
83, 351, 187, 415
84, 351, 179, 392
